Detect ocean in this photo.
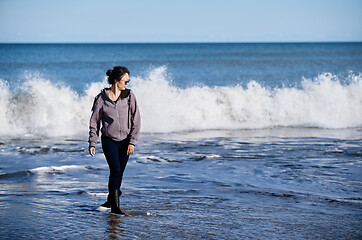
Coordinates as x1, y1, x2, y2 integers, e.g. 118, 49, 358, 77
0, 43, 361, 239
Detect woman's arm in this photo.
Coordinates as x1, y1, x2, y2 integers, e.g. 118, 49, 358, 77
88, 94, 102, 155
128, 91, 141, 146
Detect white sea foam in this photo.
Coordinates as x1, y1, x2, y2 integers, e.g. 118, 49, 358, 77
29, 165, 96, 175
0, 67, 361, 138
0, 74, 104, 138
88, 192, 108, 197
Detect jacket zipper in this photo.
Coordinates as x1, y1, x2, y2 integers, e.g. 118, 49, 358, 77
115, 102, 121, 139
128, 94, 131, 129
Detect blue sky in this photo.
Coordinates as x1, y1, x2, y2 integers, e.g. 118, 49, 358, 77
0, 0, 361, 43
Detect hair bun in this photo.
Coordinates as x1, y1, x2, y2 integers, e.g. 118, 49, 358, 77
106, 70, 113, 76
106, 66, 130, 85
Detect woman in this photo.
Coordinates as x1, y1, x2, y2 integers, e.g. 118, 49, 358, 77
88, 66, 141, 215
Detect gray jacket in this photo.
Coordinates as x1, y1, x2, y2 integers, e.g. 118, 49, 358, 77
88, 88, 141, 147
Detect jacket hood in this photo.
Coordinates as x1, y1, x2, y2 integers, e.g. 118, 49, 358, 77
101, 88, 131, 102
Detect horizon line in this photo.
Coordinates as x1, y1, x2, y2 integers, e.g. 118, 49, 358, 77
0, 40, 361, 44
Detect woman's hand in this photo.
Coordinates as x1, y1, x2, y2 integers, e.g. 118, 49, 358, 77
89, 146, 95, 157
127, 144, 134, 155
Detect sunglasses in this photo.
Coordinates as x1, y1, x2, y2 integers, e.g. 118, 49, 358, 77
123, 79, 130, 84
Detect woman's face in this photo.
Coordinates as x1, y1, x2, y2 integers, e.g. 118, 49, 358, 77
115, 73, 129, 91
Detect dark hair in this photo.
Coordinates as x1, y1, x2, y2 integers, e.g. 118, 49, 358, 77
106, 66, 130, 85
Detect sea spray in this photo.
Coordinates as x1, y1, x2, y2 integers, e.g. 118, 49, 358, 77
0, 67, 361, 138
134, 67, 362, 131
0, 80, 11, 132
0, 76, 100, 137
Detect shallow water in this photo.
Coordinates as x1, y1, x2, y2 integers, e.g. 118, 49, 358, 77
0, 42, 361, 239
0, 128, 361, 239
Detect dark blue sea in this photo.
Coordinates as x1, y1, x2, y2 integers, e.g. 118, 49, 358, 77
0, 43, 361, 239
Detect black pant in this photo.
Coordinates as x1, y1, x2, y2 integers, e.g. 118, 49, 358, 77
101, 136, 130, 191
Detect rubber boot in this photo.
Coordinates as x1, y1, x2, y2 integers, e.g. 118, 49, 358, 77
101, 190, 122, 208
101, 194, 111, 208
110, 189, 125, 215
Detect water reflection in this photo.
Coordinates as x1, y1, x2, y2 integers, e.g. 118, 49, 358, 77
105, 214, 126, 239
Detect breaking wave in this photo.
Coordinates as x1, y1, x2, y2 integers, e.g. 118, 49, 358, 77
0, 67, 361, 138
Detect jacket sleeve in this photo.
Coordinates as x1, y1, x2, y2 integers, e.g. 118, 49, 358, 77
128, 91, 141, 145
88, 94, 102, 147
